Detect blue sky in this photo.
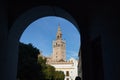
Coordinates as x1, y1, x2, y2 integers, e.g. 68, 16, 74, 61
20, 16, 81, 60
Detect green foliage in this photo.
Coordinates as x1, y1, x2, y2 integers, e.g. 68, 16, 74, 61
38, 56, 55, 80
17, 42, 65, 80
38, 56, 65, 80
54, 71, 65, 80
38, 56, 46, 67
43, 65, 55, 80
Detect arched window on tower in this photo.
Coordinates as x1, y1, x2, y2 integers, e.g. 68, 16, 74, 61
57, 35, 59, 39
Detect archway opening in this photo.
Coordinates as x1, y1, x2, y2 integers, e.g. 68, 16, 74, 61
7, 6, 82, 80
18, 16, 81, 80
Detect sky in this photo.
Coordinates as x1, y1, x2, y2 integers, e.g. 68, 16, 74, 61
20, 16, 81, 60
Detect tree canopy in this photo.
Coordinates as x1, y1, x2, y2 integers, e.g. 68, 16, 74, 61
17, 42, 65, 80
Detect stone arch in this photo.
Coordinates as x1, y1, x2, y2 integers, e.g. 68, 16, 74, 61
7, 6, 81, 80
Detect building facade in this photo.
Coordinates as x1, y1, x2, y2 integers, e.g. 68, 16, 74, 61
46, 25, 78, 80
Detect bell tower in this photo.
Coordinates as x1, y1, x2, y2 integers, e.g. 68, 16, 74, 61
52, 24, 66, 62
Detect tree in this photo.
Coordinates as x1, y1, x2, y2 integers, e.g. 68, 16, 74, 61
43, 64, 55, 80
38, 56, 55, 80
38, 56, 65, 80
17, 42, 65, 80
17, 42, 43, 80
54, 71, 65, 80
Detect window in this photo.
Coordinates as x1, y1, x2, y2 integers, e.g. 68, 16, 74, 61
57, 36, 59, 39
66, 71, 69, 76
66, 78, 69, 80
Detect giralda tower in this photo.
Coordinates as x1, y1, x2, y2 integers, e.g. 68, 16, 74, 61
52, 24, 66, 62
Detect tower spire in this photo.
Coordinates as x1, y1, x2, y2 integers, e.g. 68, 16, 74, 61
52, 24, 66, 62
56, 24, 62, 40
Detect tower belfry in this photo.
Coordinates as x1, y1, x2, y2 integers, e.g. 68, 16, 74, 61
52, 24, 66, 62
